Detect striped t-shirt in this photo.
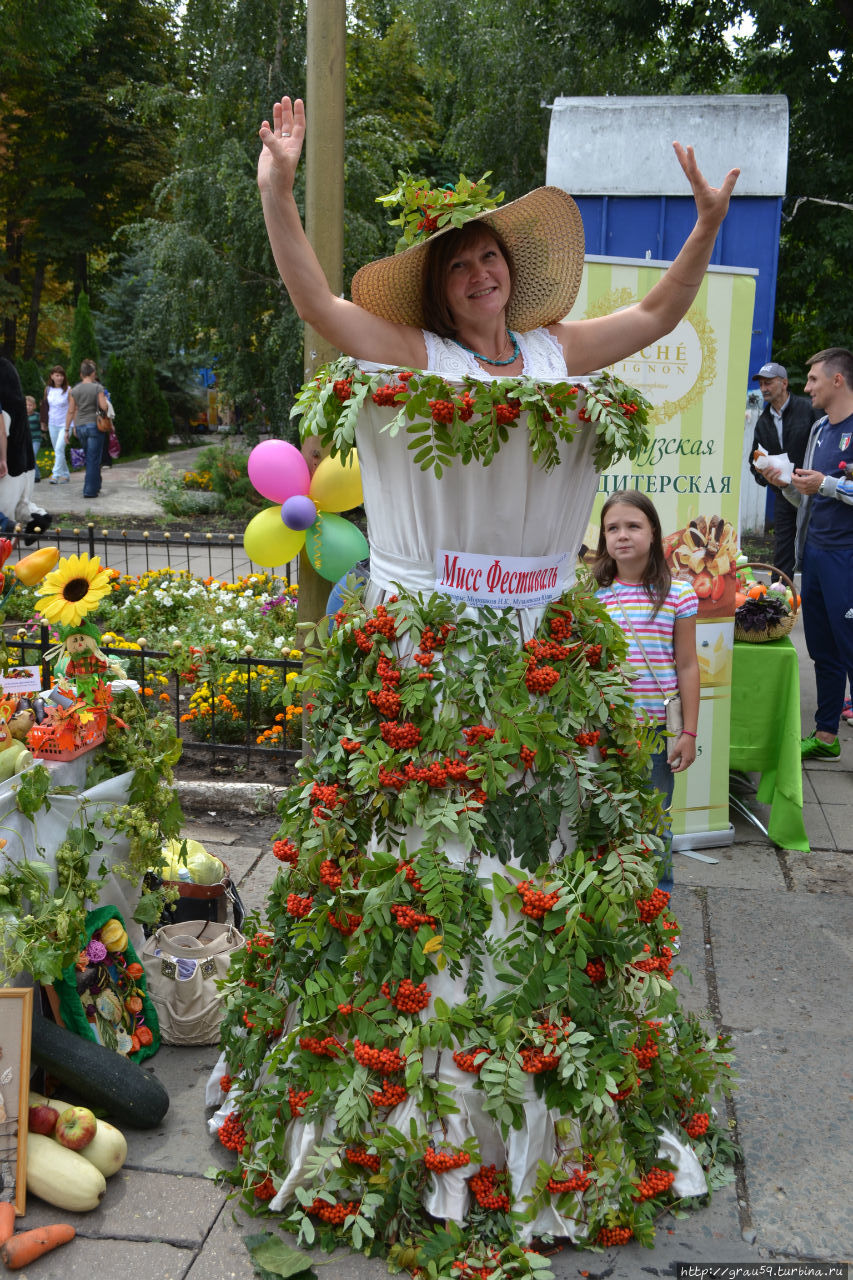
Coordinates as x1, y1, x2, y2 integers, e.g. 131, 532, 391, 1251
596, 578, 698, 723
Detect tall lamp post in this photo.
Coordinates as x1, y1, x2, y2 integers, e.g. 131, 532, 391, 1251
298, 0, 346, 625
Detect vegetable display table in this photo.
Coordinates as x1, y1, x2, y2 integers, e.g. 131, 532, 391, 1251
0, 760, 142, 977
729, 636, 809, 852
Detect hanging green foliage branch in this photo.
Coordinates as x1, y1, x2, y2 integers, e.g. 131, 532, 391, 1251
292, 360, 652, 478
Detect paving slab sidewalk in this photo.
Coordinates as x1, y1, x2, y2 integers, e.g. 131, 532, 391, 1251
17, 620, 852, 1278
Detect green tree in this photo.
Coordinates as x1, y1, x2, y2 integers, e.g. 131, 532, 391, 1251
68, 293, 99, 381
343, 4, 436, 275
104, 353, 143, 455
117, 0, 436, 433
17, 359, 44, 401
0, 0, 180, 362
733, 0, 853, 367
401, 0, 850, 367
133, 357, 172, 451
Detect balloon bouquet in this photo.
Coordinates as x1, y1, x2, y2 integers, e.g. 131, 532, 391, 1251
242, 441, 368, 581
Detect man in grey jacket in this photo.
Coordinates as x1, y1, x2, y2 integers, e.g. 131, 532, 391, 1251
749, 361, 818, 580
765, 347, 853, 759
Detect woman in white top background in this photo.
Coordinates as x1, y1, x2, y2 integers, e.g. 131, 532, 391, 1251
42, 365, 71, 484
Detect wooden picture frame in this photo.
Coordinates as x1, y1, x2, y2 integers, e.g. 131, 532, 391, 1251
0, 988, 33, 1215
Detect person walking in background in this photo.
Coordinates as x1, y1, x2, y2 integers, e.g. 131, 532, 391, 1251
25, 395, 43, 481
593, 491, 700, 892
65, 359, 108, 500
42, 365, 71, 484
0, 406, 16, 534
96, 364, 115, 471
749, 361, 818, 581
0, 357, 52, 543
769, 348, 853, 760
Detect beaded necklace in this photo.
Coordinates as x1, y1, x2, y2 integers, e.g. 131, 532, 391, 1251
451, 330, 521, 367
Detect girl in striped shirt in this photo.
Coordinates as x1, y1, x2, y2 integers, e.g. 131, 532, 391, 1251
593, 491, 699, 891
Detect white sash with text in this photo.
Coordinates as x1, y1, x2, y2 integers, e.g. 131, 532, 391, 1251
435, 550, 568, 610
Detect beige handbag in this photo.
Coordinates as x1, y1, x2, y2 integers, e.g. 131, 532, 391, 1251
141, 920, 245, 1045
607, 589, 684, 739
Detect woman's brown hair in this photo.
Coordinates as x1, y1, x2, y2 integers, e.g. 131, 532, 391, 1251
591, 490, 672, 618
47, 365, 69, 391
421, 223, 516, 338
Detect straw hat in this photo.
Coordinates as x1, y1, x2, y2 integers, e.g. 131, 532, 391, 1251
351, 186, 585, 333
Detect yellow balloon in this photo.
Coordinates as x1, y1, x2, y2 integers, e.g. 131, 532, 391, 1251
243, 506, 306, 568
309, 451, 363, 513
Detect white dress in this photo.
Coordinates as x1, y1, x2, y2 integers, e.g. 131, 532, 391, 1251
206, 331, 723, 1255
358, 329, 597, 639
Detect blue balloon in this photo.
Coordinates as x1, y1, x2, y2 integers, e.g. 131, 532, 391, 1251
282, 494, 318, 531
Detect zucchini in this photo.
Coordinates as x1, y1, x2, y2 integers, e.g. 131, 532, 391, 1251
27, 1133, 107, 1212
30, 1092, 127, 1177
30, 1010, 169, 1129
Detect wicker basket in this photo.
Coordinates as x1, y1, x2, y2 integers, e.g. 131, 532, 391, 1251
734, 561, 798, 643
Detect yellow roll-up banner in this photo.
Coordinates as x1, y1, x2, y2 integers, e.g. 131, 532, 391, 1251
571, 258, 757, 842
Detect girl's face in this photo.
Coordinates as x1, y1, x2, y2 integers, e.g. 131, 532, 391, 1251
51, 370, 64, 384
602, 502, 654, 577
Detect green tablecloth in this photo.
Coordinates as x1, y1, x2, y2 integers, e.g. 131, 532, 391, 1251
730, 636, 809, 852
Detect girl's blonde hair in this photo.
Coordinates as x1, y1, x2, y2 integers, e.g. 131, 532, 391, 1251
591, 490, 672, 618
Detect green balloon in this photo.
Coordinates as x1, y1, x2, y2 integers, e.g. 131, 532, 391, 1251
304, 512, 369, 582
243, 506, 306, 568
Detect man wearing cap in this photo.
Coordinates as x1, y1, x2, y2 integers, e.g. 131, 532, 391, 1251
749, 361, 818, 580
772, 347, 853, 760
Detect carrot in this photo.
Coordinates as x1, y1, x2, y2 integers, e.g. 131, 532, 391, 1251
0, 1223, 75, 1269
0, 1202, 16, 1245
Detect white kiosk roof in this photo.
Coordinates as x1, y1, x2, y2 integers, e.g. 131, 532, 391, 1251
546, 95, 788, 197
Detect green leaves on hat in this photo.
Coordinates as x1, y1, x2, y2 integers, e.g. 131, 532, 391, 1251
377, 171, 505, 254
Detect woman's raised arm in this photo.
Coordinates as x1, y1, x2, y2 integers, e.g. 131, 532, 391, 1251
258, 97, 425, 367
554, 143, 741, 375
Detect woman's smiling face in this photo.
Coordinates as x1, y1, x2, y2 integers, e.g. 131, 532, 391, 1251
444, 232, 511, 328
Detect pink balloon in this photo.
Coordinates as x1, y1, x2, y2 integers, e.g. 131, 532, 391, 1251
247, 440, 311, 504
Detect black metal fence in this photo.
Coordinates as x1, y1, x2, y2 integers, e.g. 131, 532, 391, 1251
24, 522, 295, 585
7, 624, 302, 773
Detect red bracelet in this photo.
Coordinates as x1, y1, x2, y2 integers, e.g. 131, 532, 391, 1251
681, 729, 697, 738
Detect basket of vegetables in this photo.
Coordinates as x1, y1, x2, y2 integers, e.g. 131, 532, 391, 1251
734, 561, 799, 643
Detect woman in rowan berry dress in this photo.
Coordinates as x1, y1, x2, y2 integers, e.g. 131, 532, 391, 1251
207, 97, 741, 1258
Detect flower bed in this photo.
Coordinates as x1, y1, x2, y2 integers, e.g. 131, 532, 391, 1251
9, 568, 303, 753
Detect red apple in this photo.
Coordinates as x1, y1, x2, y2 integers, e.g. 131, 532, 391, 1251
28, 1104, 60, 1136
55, 1105, 97, 1151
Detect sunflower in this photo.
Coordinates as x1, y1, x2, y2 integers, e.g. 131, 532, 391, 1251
35, 553, 113, 626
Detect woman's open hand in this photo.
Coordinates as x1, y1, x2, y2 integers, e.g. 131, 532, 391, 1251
673, 142, 740, 230
258, 96, 306, 197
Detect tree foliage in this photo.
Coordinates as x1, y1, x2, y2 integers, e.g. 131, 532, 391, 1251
400, 0, 851, 364
733, 0, 853, 367
3, 0, 851, 411
104, 353, 144, 455
68, 292, 99, 379
133, 356, 173, 451
0, 0, 181, 360
113, 0, 435, 435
